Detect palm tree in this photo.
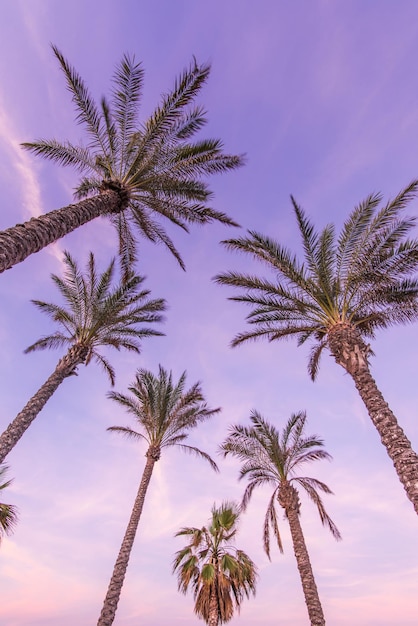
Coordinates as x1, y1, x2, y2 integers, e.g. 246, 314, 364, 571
221, 410, 340, 626
173, 501, 257, 626
97, 365, 220, 626
215, 181, 418, 514
0, 251, 165, 463
0, 45, 243, 277
0, 464, 18, 544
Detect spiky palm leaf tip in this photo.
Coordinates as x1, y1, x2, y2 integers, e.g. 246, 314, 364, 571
0, 465, 18, 543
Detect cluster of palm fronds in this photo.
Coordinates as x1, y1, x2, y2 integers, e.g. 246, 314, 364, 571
1, 44, 418, 626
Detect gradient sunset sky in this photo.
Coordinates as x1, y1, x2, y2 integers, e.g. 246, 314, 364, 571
0, 1, 418, 625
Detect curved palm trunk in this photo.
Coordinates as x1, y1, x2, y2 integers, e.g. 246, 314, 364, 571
0, 188, 125, 274
0, 344, 87, 463
280, 483, 325, 626
97, 446, 160, 626
328, 323, 418, 515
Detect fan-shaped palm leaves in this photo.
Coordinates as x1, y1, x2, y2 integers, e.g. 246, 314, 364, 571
0, 465, 18, 544
0, 251, 165, 463
221, 411, 340, 626
215, 181, 418, 513
97, 365, 220, 626
173, 501, 257, 626
0, 46, 243, 276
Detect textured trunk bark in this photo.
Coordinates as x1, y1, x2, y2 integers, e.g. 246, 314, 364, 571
97, 447, 160, 626
207, 584, 219, 626
328, 323, 418, 515
0, 344, 88, 463
0, 188, 124, 274
280, 483, 325, 626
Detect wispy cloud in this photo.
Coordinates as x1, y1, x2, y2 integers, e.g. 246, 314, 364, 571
0, 101, 64, 265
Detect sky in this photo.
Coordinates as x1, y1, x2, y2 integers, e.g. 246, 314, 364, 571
0, 1, 418, 624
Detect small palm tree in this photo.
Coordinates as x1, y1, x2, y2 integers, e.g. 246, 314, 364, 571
220, 410, 340, 626
173, 501, 257, 626
0, 45, 243, 276
0, 465, 18, 544
97, 365, 220, 626
215, 181, 418, 513
0, 251, 165, 463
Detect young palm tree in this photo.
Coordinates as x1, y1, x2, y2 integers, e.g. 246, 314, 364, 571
97, 365, 220, 626
215, 181, 418, 514
0, 45, 243, 276
221, 410, 340, 626
0, 464, 18, 544
0, 251, 165, 463
173, 501, 257, 626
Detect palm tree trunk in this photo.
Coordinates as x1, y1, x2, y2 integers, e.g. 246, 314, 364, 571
97, 447, 159, 626
328, 323, 418, 514
0, 188, 125, 274
0, 344, 88, 463
281, 484, 325, 626
208, 585, 219, 626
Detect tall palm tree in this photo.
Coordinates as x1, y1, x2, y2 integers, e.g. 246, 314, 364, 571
221, 410, 340, 626
0, 46, 243, 277
215, 181, 418, 514
0, 464, 18, 544
173, 501, 257, 626
97, 365, 220, 626
0, 251, 165, 463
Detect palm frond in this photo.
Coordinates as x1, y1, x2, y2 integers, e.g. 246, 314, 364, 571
307, 337, 327, 381
263, 488, 283, 557
24, 333, 71, 354
173, 444, 219, 472
0, 465, 18, 541
21, 140, 97, 173
110, 213, 137, 282
294, 477, 341, 540
291, 196, 320, 276
336, 191, 382, 285
111, 53, 144, 170
171, 105, 207, 139
129, 204, 186, 270
92, 351, 116, 385
107, 425, 148, 444
52, 45, 109, 155
100, 96, 118, 166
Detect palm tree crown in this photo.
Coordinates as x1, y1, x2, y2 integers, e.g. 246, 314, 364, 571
221, 411, 339, 626
107, 364, 220, 463
216, 180, 418, 378
26, 250, 165, 384
18, 45, 243, 274
0, 465, 18, 544
173, 501, 257, 625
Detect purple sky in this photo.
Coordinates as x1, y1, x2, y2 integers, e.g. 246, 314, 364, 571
0, 1, 418, 624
